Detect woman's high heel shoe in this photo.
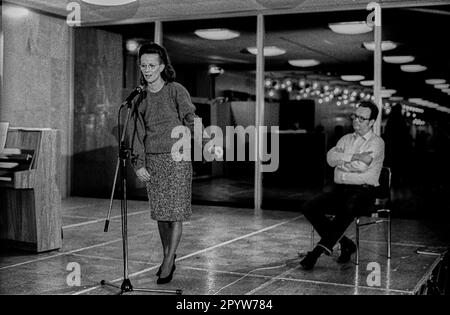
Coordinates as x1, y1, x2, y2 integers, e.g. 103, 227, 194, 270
156, 254, 176, 276
157, 263, 176, 285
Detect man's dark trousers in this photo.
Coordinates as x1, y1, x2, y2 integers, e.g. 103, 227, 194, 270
302, 184, 376, 252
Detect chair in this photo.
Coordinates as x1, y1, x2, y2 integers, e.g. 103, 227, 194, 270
309, 167, 392, 265
355, 166, 392, 265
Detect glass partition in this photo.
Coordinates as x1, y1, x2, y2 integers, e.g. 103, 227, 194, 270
163, 17, 257, 208
263, 10, 376, 210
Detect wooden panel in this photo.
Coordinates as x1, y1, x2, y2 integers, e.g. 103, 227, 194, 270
0, 190, 37, 244
0, 128, 61, 252
13, 169, 36, 189
5, 129, 41, 153
34, 129, 61, 252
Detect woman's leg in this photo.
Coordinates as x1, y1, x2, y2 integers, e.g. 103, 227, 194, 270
159, 221, 183, 278
157, 221, 171, 257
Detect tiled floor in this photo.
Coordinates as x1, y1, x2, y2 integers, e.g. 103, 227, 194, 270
1, 197, 448, 295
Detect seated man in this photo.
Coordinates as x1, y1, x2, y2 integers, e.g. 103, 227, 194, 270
300, 101, 385, 270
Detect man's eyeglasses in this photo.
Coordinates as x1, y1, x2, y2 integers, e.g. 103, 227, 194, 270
350, 114, 371, 122
140, 64, 160, 71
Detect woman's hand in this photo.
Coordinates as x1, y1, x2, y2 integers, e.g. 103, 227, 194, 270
135, 167, 151, 182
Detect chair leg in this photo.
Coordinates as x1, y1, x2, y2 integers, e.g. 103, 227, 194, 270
387, 210, 391, 259
310, 225, 315, 250
355, 218, 360, 265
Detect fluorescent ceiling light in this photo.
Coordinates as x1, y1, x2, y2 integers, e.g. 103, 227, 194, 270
442, 89, 450, 93
247, 46, 286, 57
363, 41, 397, 51
411, 99, 438, 108
81, 0, 136, 5
425, 79, 446, 85
341, 75, 365, 82
389, 96, 404, 101
4, 6, 29, 18
328, 21, 373, 35
436, 106, 449, 112
435, 84, 450, 89
381, 89, 396, 97
383, 56, 415, 64
360, 80, 374, 86
401, 64, 427, 73
288, 59, 320, 67
194, 28, 240, 40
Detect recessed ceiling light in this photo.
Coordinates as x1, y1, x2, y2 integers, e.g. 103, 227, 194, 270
126, 39, 139, 53
194, 28, 240, 40
401, 64, 427, 73
383, 56, 415, 64
246, 46, 286, 57
328, 21, 373, 35
4, 6, 29, 18
208, 65, 224, 75
435, 84, 450, 89
288, 59, 320, 67
341, 75, 365, 82
425, 79, 446, 85
81, 0, 136, 5
363, 41, 397, 51
360, 80, 374, 86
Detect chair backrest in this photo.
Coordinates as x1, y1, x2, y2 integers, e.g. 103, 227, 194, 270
376, 167, 391, 200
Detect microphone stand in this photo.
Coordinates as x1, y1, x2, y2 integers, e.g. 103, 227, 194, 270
101, 92, 182, 295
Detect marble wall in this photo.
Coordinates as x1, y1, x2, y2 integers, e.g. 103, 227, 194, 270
1, 7, 71, 198
72, 28, 124, 197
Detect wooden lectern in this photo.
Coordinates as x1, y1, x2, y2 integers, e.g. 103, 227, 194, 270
0, 127, 62, 252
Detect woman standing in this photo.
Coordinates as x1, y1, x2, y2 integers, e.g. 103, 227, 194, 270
129, 43, 218, 284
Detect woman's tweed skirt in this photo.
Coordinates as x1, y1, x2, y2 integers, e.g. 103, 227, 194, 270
145, 153, 192, 222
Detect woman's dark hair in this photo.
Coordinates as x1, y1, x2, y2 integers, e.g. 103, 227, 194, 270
358, 101, 379, 121
138, 42, 176, 84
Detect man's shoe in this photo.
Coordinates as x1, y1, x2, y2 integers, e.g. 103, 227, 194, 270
337, 238, 356, 263
300, 251, 320, 270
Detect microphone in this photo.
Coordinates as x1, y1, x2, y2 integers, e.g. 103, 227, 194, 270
125, 85, 145, 104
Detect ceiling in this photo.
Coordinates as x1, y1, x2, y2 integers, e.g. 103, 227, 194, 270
3, 0, 450, 115
4, 0, 450, 25
109, 5, 450, 112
